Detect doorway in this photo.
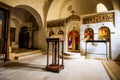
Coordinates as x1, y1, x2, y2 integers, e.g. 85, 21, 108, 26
19, 27, 29, 48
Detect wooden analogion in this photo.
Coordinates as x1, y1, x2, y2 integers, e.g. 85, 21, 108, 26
46, 38, 64, 73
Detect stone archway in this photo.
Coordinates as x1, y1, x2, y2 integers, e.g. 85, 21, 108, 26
11, 5, 44, 50
15, 5, 43, 28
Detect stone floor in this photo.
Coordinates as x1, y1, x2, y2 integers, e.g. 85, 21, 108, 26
0, 54, 110, 80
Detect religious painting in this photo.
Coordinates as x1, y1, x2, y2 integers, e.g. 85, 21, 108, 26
101, 14, 106, 22
58, 30, 64, 35
57, 30, 65, 41
98, 27, 110, 41
94, 16, 99, 23
68, 26, 80, 52
83, 12, 114, 24
49, 31, 54, 37
0, 11, 3, 39
84, 28, 94, 41
107, 13, 114, 21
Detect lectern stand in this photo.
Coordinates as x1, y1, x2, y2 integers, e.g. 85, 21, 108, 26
46, 38, 64, 73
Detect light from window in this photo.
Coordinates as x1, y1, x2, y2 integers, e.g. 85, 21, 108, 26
97, 3, 108, 12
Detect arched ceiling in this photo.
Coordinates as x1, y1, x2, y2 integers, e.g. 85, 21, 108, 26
11, 18, 21, 28
0, 0, 44, 28
14, 5, 43, 28
47, 0, 115, 21
11, 8, 31, 24
0, 0, 119, 23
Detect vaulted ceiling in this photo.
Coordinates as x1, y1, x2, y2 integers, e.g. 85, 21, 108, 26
47, 0, 119, 20
0, 0, 119, 23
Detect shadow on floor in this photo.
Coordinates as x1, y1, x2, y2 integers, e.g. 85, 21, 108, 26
1, 62, 46, 72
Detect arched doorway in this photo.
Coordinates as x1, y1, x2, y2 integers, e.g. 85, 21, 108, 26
9, 5, 47, 59
10, 5, 43, 51
19, 26, 29, 48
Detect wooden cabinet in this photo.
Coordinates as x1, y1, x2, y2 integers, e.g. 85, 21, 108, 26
46, 38, 64, 73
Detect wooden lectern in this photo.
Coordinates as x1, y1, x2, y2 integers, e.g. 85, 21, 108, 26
46, 38, 64, 73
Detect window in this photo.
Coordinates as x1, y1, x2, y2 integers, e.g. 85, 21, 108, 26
97, 3, 108, 12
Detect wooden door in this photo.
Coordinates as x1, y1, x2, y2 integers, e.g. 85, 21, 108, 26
19, 27, 29, 48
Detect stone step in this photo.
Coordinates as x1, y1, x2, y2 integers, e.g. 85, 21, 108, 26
15, 52, 45, 60
61, 53, 83, 59
13, 50, 45, 60
63, 52, 80, 56
15, 50, 43, 56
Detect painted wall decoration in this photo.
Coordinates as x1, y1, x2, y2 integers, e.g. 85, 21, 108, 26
98, 27, 110, 41
83, 12, 114, 24
47, 19, 65, 28
66, 14, 80, 23
84, 28, 94, 41
58, 30, 64, 35
49, 31, 54, 37
68, 26, 80, 52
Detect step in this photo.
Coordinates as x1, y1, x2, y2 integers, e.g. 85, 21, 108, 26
14, 50, 45, 60
102, 61, 120, 80
15, 50, 43, 56
61, 53, 83, 59
63, 52, 80, 56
